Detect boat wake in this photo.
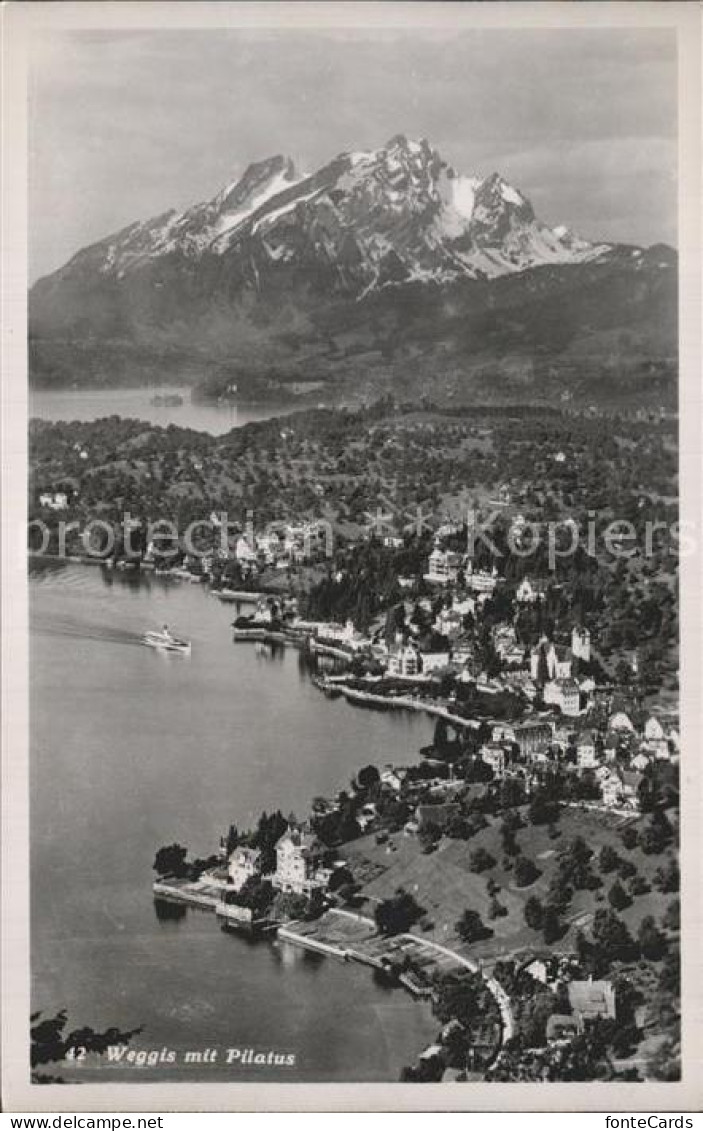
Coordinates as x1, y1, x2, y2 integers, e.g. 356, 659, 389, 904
30, 618, 145, 648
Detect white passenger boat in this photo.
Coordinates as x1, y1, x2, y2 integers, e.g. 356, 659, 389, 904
142, 625, 191, 654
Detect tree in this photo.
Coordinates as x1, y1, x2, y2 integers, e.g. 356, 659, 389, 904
274, 890, 309, 921
374, 888, 424, 936
236, 876, 275, 917
638, 915, 668, 960
638, 817, 671, 856
536, 645, 550, 688
663, 899, 680, 932
522, 989, 560, 1048
456, 908, 493, 944
500, 778, 526, 809
328, 865, 354, 893
433, 971, 485, 1027
620, 826, 638, 851
653, 856, 679, 894
251, 810, 288, 872
419, 821, 442, 851
607, 880, 632, 911
501, 809, 524, 833
514, 856, 541, 888
446, 813, 472, 840
628, 874, 651, 897
542, 904, 564, 944
575, 928, 592, 967
469, 847, 496, 873
598, 844, 620, 874
524, 895, 544, 930
528, 790, 559, 826
357, 764, 380, 792
592, 909, 636, 962
433, 718, 450, 755
153, 843, 189, 879
501, 827, 520, 857
646, 1037, 680, 1082
225, 824, 239, 856
658, 945, 680, 996
546, 873, 573, 911
558, 836, 595, 889
31, 1011, 143, 1083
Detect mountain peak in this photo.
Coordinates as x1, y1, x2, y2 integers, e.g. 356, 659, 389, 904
34, 134, 614, 293
216, 154, 298, 211
384, 133, 430, 153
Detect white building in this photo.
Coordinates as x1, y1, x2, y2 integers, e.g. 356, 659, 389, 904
235, 535, 257, 564
425, 548, 462, 584
571, 626, 591, 663
492, 723, 516, 743
576, 733, 598, 769
451, 642, 474, 666
481, 742, 507, 778
599, 770, 622, 808
381, 766, 408, 793
516, 577, 544, 603
420, 651, 451, 674
530, 638, 573, 682
273, 828, 328, 897
609, 711, 634, 733
256, 532, 283, 564
39, 491, 69, 510
451, 596, 475, 618
387, 642, 421, 678
435, 608, 463, 638
644, 716, 665, 742
631, 751, 651, 772
544, 678, 581, 717
317, 620, 368, 651
466, 562, 499, 594
282, 521, 331, 563
252, 599, 275, 624
227, 846, 262, 892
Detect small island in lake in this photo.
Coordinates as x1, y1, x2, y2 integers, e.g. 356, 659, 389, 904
150, 393, 184, 408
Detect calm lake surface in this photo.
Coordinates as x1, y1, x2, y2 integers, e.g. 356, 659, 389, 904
29, 387, 296, 436
30, 562, 436, 1083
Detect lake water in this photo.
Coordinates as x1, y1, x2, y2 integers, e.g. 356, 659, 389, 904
29, 387, 296, 436
30, 562, 436, 1083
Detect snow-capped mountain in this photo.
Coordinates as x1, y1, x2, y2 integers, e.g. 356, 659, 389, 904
61, 135, 608, 291
29, 134, 676, 405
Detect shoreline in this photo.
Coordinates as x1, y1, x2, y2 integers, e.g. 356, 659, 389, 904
28, 554, 495, 732
153, 880, 512, 1071
32, 556, 510, 1077
314, 676, 481, 730
26, 556, 487, 732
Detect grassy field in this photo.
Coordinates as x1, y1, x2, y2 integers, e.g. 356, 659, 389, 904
344, 805, 675, 964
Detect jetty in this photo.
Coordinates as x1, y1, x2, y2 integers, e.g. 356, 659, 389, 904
213, 589, 263, 604
313, 676, 481, 730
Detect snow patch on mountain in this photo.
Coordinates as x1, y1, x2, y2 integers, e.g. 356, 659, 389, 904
500, 183, 523, 207
452, 175, 481, 221
211, 167, 304, 245
252, 187, 326, 232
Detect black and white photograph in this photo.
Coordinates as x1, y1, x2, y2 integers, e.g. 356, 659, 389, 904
2, 0, 701, 1113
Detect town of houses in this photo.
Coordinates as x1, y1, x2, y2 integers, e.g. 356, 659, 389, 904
228, 523, 678, 822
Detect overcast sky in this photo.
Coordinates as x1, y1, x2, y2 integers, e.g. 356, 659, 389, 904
29, 28, 677, 282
